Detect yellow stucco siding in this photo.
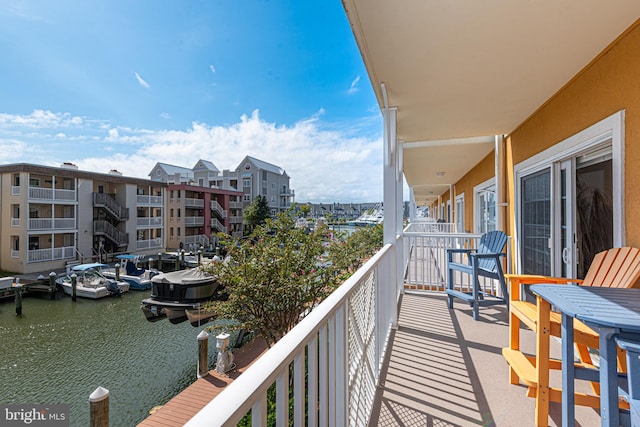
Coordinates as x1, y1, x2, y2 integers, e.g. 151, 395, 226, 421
508, 19, 640, 246
454, 153, 494, 233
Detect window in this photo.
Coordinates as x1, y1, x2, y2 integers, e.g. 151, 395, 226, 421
474, 178, 497, 234
271, 183, 275, 190
28, 236, 39, 251
170, 228, 174, 238
170, 208, 174, 218
243, 194, 251, 201
98, 185, 105, 194
243, 179, 251, 187
455, 194, 464, 232
12, 236, 19, 251
29, 178, 40, 187
13, 174, 20, 186
12, 204, 19, 218
177, 209, 181, 218
177, 228, 181, 237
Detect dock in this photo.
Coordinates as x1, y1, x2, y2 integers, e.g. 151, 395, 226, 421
137, 337, 268, 426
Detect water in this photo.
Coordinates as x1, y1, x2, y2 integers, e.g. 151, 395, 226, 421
0, 290, 214, 426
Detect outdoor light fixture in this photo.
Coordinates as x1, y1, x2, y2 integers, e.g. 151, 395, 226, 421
436, 171, 445, 177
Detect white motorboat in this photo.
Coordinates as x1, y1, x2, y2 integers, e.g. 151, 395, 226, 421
102, 255, 158, 291
56, 263, 130, 299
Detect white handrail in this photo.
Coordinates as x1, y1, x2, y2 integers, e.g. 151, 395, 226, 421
186, 243, 395, 426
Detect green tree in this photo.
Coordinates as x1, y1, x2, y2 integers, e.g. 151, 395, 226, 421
202, 211, 338, 347
243, 195, 271, 231
299, 203, 311, 218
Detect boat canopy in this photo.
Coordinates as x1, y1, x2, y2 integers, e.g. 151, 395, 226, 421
115, 254, 138, 260
72, 263, 108, 272
151, 268, 215, 286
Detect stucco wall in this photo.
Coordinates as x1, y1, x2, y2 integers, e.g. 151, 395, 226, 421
507, 19, 640, 246
454, 153, 494, 232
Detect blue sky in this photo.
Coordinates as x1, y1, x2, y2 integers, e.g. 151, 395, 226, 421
0, 0, 384, 203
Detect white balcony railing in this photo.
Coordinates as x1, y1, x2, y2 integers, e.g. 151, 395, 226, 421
405, 220, 457, 233
136, 238, 163, 250
402, 227, 511, 296
185, 197, 205, 208
28, 218, 76, 230
28, 187, 76, 201
28, 246, 75, 263
11, 218, 19, 227
186, 243, 397, 426
137, 217, 164, 228
11, 249, 19, 258
185, 216, 205, 226
137, 194, 163, 205
184, 234, 208, 245
11, 186, 20, 196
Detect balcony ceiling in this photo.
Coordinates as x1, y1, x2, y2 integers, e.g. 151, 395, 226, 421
342, 0, 640, 205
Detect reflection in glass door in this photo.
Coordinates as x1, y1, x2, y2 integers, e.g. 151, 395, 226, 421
521, 168, 551, 275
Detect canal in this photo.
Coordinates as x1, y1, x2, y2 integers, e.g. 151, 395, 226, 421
0, 289, 211, 426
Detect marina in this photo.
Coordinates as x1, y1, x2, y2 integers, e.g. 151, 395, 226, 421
0, 287, 214, 427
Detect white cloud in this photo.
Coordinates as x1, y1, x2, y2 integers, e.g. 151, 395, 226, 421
134, 72, 151, 89
160, 112, 170, 120
0, 110, 84, 128
209, 64, 216, 73
0, 109, 383, 203
348, 75, 360, 95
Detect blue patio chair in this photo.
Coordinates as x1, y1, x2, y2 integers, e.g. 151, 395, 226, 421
446, 230, 508, 320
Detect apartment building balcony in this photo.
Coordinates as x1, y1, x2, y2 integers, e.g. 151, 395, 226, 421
184, 225, 600, 426
229, 215, 243, 224
184, 216, 205, 227
137, 194, 163, 206
28, 217, 76, 231
27, 245, 75, 263
29, 187, 76, 202
136, 238, 163, 251
210, 200, 227, 219
184, 197, 205, 209
229, 201, 242, 209
137, 216, 163, 228
184, 234, 210, 246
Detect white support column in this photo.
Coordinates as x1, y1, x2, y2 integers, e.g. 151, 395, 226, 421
383, 106, 398, 246
409, 188, 416, 223
495, 134, 506, 231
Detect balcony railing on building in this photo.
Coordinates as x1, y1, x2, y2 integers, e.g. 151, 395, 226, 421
29, 187, 76, 202
184, 220, 511, 425
93, 220, 129, 247
11, 186, 20, 196
185, 197, 205, 209
28, 218, 76, 230
229, 215, 243, 224
11, 217, 19, 227
184, 234, 210, 246
230, 201, 242, 209
211, 218, 227, 234
136, 238, 163, 250
137, 217, 163, 228
137, 194, 163, 205
184, 216, 205, 227
28, 246, 75, 263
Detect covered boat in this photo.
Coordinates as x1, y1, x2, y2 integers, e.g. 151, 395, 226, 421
102, 254, 158, 290
140, 268, 220, 325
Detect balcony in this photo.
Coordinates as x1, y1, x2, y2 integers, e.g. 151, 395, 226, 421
210, 218, 227, 234
184, 216, 205, 227
137, 217, 163, 228
28, 218, 76, 231
137, 194, 163, 206
136, 238, 163, 250
27, 246, 75, 263
185, 197, 205, 209
183, 225, 600, 426
29, 187, 76, 202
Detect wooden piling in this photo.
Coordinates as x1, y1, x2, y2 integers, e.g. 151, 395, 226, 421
197, 250, 202, 266
49, 271, 57, 299
197, 330, 209, 378
115, 263, 120, 281
89, 386, 109, 427
157, 253, 163, 271
15, 283, 23, 315
71, 273, 77, 301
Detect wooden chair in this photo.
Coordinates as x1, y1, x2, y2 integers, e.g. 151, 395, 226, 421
502, 247, 640, 426
446, 230, 508, 320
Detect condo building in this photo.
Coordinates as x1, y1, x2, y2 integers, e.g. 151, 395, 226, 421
148, 160, 245, 250
236, 156, 295, 215
0, 162, 166, 274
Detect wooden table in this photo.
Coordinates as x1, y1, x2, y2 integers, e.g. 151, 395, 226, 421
530, 285, 640, 427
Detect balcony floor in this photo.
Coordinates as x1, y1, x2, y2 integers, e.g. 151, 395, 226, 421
369, 292, 601, 426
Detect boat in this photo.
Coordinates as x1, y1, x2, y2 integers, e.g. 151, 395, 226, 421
56, 263, 130, 299
349, 203, 384, 227
102, 255, 159, 291
140, 268, 221, 325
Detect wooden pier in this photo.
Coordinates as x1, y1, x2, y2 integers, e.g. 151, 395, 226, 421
137, 337, 268, 427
